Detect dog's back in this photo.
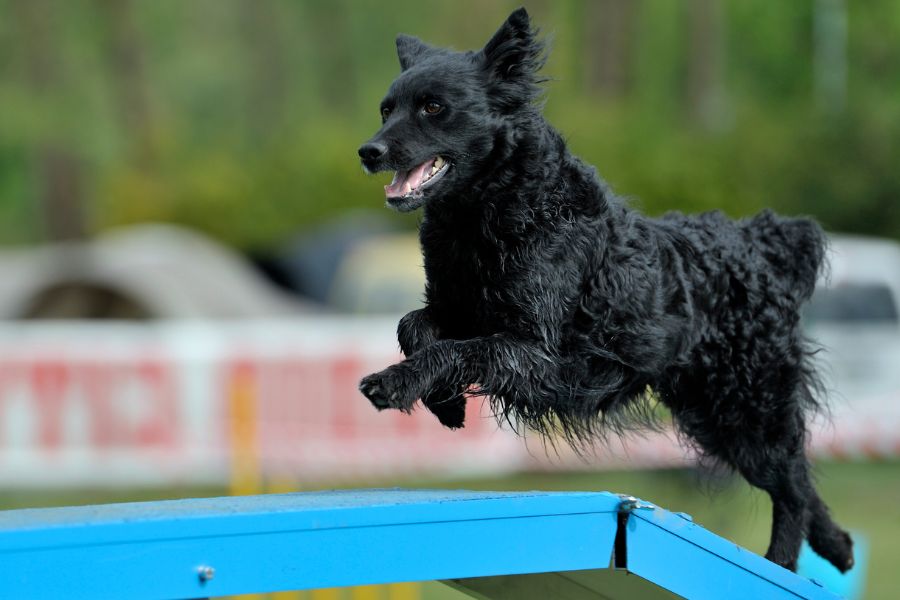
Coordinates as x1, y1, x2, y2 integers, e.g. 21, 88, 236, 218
659, 208, 826, 309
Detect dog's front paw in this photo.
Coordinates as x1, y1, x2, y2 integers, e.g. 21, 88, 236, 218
359, 364, 418, 412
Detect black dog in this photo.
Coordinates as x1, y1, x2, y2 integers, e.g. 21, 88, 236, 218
357, 8, 853, 573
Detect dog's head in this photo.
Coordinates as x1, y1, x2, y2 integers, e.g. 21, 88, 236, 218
358, 7, 546, 212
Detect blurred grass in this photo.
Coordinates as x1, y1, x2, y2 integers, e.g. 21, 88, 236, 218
2, 461, 895, 599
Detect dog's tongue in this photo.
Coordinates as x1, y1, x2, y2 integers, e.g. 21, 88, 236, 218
385, 159, 434, 198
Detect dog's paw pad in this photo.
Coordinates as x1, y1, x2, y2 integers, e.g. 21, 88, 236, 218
359, 376, 390, 409
359, 367, 417, 411
835, 532, 855, 572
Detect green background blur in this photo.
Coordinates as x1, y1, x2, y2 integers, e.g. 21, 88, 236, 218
1, 0, 898, 249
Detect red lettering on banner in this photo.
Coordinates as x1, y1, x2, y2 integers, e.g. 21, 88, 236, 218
254, 359, 290, 460
6, 358, 183, 454
85, 360, 180, 450
32, 362, 69, 450
133, 360, 178, 447
82, 363, 115, 447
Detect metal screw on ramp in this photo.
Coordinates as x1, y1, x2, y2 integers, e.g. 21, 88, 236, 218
197, 565, 215, 582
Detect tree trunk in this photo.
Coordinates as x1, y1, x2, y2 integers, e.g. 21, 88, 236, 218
685, 0, 728, 130
584, 0, 638, 99
95, 0, 157, 169
12, 0, 87, 241
239, 0, 287, 144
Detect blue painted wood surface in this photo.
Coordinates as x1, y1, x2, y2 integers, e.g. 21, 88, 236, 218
0, 490, 621, 599
623, 499, 838, 599
0, 489, 840, 599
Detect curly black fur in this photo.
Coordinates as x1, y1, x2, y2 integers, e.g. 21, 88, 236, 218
357, 7, 853, 573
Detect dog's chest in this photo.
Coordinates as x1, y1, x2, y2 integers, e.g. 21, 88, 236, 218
420, 224, 517, 337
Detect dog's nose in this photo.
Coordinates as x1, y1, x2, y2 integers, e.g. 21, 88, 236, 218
358, 142, 388, 161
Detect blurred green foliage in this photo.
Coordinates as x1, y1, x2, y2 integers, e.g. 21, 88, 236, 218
0, 0, 898, 248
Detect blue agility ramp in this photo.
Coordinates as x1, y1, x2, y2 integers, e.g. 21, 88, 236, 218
0, 489, 837, 599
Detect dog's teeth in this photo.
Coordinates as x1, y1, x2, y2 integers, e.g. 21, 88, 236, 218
434, 156, 444, 168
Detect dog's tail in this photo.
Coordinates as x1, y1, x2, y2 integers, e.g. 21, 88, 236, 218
743, 210, 830, 416
746, 209, 828, 304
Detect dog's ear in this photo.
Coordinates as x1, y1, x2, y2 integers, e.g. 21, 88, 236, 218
396, 34, 434, 70
481, 8, 547, 108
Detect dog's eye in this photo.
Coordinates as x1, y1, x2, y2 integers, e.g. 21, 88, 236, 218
381, 107, 391, 122
423, 101, 443, 115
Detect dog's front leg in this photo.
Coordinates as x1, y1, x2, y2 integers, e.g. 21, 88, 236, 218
395, 308, 468, 428
397, 308, 440, 357
359, 334, 553, 416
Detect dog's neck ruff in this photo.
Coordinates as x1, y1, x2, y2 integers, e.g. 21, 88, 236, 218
385, 156, 448, 198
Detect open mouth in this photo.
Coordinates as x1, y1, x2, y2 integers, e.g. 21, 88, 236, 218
384, 156, 450, 199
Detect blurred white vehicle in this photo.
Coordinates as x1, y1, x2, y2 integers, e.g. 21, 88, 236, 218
806, 235, 900, 325
804, 235, 900, 451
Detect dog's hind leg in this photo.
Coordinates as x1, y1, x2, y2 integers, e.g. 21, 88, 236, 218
669, 383, 814, 571
802, 477, 855, 572
753, 453, 853, 573
731, 448, 811, 572
752, 453, 812, 572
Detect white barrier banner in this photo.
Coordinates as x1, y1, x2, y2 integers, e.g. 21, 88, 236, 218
0, 320, 895, 487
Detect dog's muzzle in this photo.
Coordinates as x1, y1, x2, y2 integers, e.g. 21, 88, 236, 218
359, 142, 388, 173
